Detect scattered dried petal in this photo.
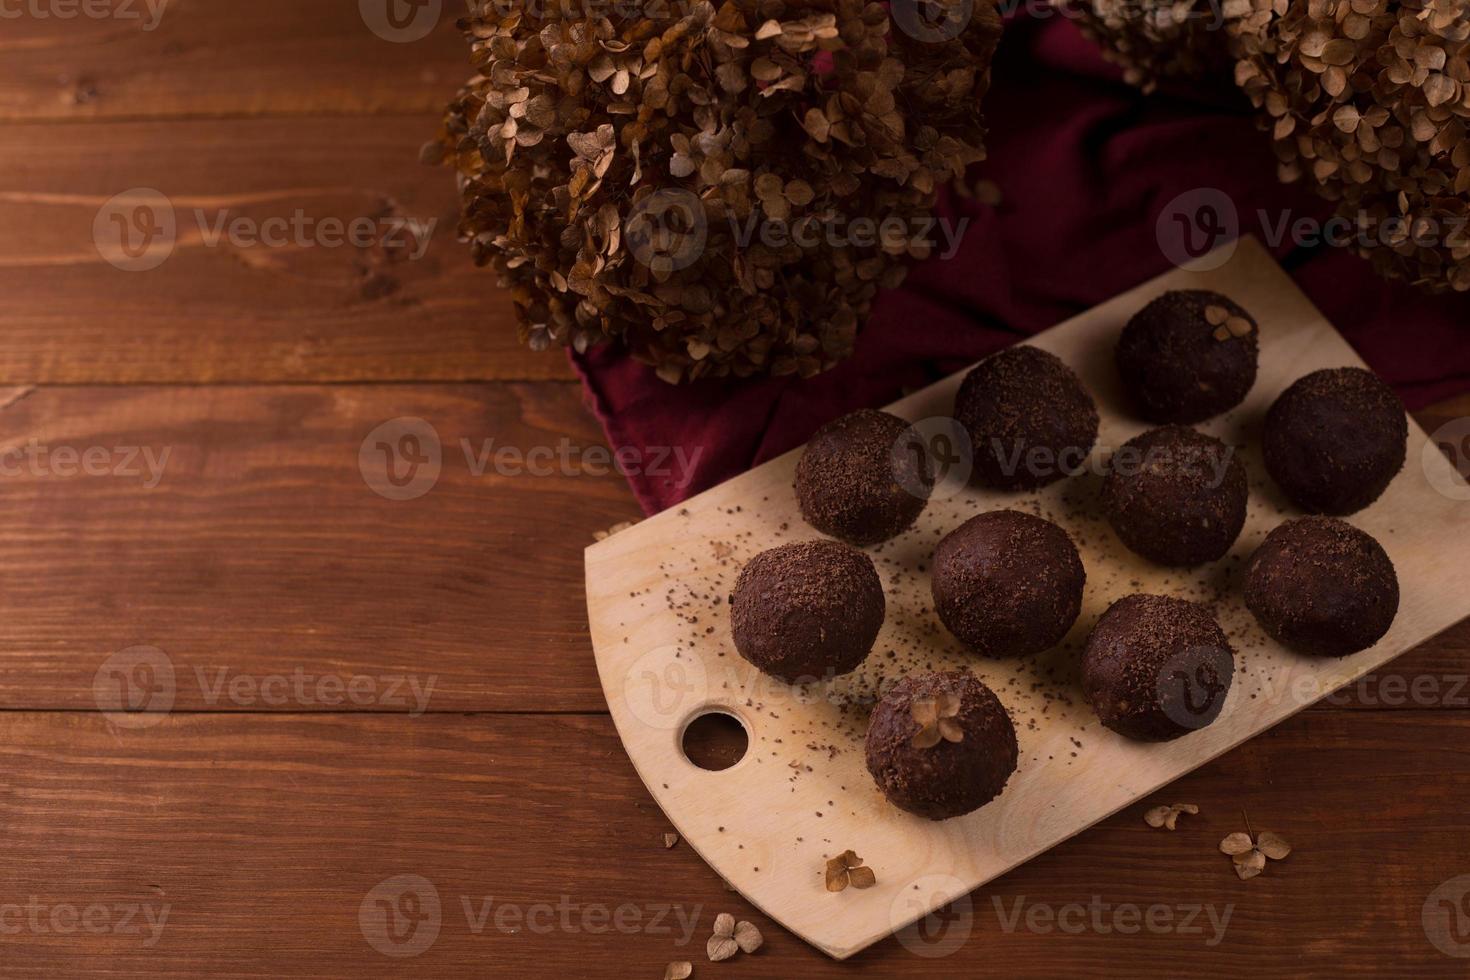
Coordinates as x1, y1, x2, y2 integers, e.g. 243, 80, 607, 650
707, 935, 738, 962
1256, 831, 1292, 860
1233, 850, 1267, 880
733, 921, 763, 953
1219, 832, 1255, 856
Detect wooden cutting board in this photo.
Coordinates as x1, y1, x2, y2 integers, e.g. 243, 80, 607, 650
583, 236, 1470, 959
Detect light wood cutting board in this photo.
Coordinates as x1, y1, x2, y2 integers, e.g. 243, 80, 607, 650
583, 236, 1470, 959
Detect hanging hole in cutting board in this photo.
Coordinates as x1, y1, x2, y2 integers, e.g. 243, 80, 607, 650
681, 710, 749, 771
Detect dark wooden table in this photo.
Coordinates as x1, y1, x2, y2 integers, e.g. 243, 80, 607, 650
4, 3, 1470, 976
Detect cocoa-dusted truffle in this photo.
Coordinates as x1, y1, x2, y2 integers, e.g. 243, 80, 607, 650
1116, 290, 1260, 424
795, 409, 932, 547
931, 510, 1085, 657
1245, 517, 1399, 658
730, 540, 883, 683
954, 346, 1099, 491
864, 671, 1018, 821
1264, 367, 1407, 515
1081, 594, 1235, 742
1102, 425, 1248, 566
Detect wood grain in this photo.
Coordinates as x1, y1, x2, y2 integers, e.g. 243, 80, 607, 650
585, 239, 1470, 958
0, 116, 571, 383
4, 709, 1470, 977
0, 378, 1461, 716
0, 383, 641, 713
0, 0, 465, 121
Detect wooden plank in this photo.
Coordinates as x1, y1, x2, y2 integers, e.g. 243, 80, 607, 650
0, 0, 466, 121
0, 380, 1461, 716
0, 383, 643, 713
2, 709, 1468, 975
0, 116, 572, 383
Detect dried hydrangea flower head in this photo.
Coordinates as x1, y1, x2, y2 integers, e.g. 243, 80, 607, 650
1232, 0, 1470, 292
430, 0, 1003, 382
1060, 0, 1236, 92
1064, 0, 1470, 293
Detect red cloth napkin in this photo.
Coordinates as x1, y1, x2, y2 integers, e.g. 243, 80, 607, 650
571, 16, 1470, 516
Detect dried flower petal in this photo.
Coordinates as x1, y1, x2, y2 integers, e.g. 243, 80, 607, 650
1256, 831, 1292, 860
1219, 832, 1255, 856
712, 912, 734, 939
825, 854, 851, 893
665, 962, 692, 980
707, 935, 738, 962
664, 833, 679, 849
1233, 849, 1267, 880
847, 865, 877, 889
1145, 802, 1198, 830
733, 921, 763, 953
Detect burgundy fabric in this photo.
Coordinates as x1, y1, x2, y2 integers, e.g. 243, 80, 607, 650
571, 16, 1470, 516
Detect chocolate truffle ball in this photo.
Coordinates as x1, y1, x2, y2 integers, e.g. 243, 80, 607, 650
1264, 367, 1407, 515
730, 539, 884, 683
1102, 425, 1248, 566
954, 345, 1100, 491
795, 409, 932, 547
1116, 290, 1259, 423
1245, 517, 1399, 658
1081, 594, 1235, 742
865, 670, 1018, 821
931, 510, 1086, 657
